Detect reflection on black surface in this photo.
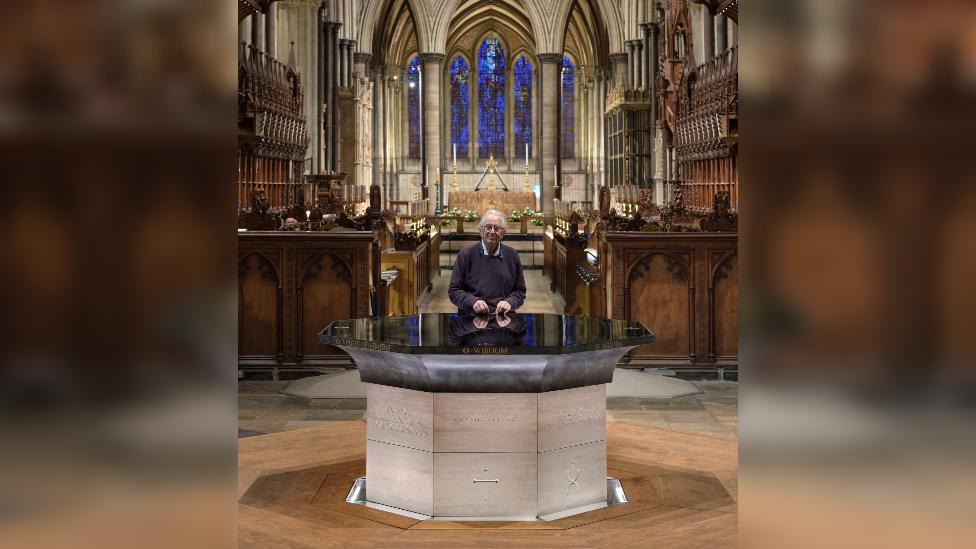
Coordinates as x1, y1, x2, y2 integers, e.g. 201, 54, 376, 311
448, 314, 527, 347
321, 312, 652, 351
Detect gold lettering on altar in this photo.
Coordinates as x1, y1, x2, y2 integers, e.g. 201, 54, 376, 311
330, 337, 391, 351
461, 346, 509, 355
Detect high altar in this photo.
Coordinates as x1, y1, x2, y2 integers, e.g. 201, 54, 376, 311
320, 312, 653, 520
447, 190, 536, 215
447, 154, 537, 214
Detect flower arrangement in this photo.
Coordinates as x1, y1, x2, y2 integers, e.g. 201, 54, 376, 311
440, 207, 478, 226
509, 206, 537, 222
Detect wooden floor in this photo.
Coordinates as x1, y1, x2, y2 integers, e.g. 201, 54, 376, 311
238, 419, 737, 548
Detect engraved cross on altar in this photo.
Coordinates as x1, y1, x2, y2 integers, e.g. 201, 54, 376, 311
473, 468, 499, 503
566, 461, 580, 495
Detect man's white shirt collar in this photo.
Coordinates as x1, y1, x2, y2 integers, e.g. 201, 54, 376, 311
480, 240, 503, 257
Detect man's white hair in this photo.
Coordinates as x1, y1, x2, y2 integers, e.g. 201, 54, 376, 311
479, 209, 507, 230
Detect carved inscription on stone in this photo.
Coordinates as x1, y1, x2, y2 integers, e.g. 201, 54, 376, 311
538, 385, 606, 452
451, 410, 519, 424
373, 402, 431, 439
540, 407, 603, 432
366, 384, 433, 452
434, 393, 537, 453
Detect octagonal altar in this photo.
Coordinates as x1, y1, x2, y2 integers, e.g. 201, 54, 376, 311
320, 313, 653, 520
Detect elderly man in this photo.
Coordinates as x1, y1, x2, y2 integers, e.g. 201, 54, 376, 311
448, 209, 526, 316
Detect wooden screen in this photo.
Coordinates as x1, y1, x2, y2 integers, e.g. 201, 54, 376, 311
626, 253, 691, 357
239, 252, 281, 358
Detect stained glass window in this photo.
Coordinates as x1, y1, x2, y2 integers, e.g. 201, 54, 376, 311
561, 55, 575, 159
406, 55, 421, 159
449, 56, 469, 158
513, 56, 532, 161
478, 37, 505, 159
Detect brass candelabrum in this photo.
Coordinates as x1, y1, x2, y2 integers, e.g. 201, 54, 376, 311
451, 163, 458, 192
524, 163, 530, 192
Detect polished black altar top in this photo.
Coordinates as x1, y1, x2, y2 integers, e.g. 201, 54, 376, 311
319, 313, 652, 355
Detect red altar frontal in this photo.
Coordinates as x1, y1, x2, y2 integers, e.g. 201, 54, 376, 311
447, 190, 537, 214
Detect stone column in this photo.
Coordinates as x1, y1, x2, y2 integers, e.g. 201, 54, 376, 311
330, 22, 342, 171
634, 41, 644, 89
642, 22, 655, 90
265, 2, 277, 59
240, 16, 251, 47
346, 40, 354, 87
538, 53, 561, 214
608, 53, 627, 91
346, 41, 355, 86
716, 15, 728, 54
316, 5, 326, 172
338, 40, 347, 88
626, 41, 636, 89
420, 53, 444, 193
703, 7, 715, 62
252, 13, 265, 51
384, 74, 393, 203
644, 21, 659, 190
373, 66, 384, 188
323, 19, 334, 172
354, 51, 370, 82
597, 71, 606, 187
343, 42, 351, 87
590, 75, 598, 194
531, 62, 539, 172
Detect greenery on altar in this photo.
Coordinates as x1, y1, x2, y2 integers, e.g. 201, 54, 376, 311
440, 207, 478, 225
507, 206, 536, 222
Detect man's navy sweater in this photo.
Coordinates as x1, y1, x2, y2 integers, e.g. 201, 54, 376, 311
448, 242, 526, 313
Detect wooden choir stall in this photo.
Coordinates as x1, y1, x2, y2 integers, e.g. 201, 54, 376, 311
238, 184, 442, 375
542, 187, 738, 371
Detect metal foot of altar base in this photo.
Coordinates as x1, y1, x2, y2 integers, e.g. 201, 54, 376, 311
344, 476, 628, 521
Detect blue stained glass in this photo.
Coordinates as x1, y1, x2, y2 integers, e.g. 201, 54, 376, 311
478, 37, 505, 159
407, 56, 421, 159
449, 56, 469, 158
561, 55, 575, 159
513, 56, 532, 161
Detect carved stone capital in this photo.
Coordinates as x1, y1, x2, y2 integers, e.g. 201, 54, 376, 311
608, 53, 628, 64
354, 52, 373, 64
419, 52, 446, 64
537, 53, 563, 64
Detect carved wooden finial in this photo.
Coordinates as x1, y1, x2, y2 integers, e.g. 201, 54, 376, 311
287, 40, 297, 69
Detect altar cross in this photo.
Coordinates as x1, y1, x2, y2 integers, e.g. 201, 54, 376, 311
473, 468, 499, 502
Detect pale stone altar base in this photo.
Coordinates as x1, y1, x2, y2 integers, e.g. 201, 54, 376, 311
361, 383, 611, 520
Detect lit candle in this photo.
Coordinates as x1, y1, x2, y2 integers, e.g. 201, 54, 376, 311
525, 143, 528, 166
453, 143, 457, 166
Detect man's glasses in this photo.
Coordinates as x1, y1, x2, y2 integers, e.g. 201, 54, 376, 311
481, 224, 504, 233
